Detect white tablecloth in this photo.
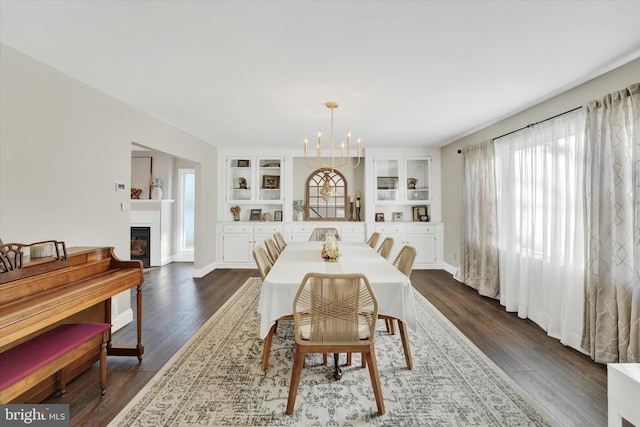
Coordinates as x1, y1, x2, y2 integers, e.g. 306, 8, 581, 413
258, 241, 417, 339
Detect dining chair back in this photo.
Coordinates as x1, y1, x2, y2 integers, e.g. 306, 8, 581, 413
383, 244, 417, 337
393, 245, 417, 277
273, 232, 287, 251
252, 246, 272, 280
377, 237, 394, 260
366, 232, 380, 249
264, 238, 280, 263
256, 243, 292, 371
308, 227, 341, 241
286, 272, 385, 415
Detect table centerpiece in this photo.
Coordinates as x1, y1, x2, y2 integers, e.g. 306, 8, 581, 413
321, 236, 341, 262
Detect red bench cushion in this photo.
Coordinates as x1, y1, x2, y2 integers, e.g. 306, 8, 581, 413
0, 322, 111, 390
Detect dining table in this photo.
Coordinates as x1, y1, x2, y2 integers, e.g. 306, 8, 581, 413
258, 240, 417, 374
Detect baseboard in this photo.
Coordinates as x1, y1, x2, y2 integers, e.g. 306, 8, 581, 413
160, 255, 174, 266
441, 262, 459, 277
111, 308, 133, 332
172, 253, 194, 263
193, 261, 216, 278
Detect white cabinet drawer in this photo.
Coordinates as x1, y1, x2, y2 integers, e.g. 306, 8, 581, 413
375, 224, 405, 234
224, 224, 252, 233
406, 224, 435, 234
292, 224, 314, 233
254, 224, 283, 234
341, 223, 366, 233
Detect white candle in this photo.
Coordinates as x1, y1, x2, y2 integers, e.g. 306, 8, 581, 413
355, 200, 360, 208
356, 191, 361, 198
349, 196, 353, 203
327, 240, 336, 251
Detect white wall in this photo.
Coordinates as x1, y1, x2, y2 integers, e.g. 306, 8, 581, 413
440, 57, 640, 269
0, 44, 219, 319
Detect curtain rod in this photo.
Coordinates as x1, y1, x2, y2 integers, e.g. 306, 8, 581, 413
457, 105, 583, 153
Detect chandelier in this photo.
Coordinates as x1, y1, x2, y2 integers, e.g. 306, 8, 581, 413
304, 102, 362, 171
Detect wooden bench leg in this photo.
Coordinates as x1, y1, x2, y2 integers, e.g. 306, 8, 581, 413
59, 369, 67, 396
100, 333, 107, 396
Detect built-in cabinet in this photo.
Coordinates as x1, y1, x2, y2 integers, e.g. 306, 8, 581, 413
372, 156, 434, 220
217, 148, 444, 269
221, 223, 285, 264
374, 222, 442, 267
227, 156, 283, 204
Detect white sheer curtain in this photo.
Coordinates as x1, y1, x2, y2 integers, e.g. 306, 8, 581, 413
494, 108, 586, 351
583, 83, 640, 363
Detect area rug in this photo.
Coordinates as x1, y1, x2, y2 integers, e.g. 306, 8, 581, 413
109, 277, 559, 426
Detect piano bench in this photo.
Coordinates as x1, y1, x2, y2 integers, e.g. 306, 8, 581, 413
0, 322, 111, 403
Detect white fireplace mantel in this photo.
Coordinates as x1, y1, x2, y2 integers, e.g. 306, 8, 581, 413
130, 200, 174, 266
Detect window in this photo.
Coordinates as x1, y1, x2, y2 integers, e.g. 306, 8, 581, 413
178, 168, 195, 252
493, 108, 586, 343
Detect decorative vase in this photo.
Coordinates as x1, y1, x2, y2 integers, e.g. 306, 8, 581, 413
295, 211, 303, 221
151, 179, 163, 200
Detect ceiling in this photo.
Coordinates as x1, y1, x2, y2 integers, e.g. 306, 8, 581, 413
2, 1, 640, 150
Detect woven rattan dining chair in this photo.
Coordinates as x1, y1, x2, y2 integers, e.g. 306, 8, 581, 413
252, 246, 272, 280
376, 237, 394, 259
393, 245, 417, 277
273, 232, 287, 252
383, 245, 417, 336
264, 238, 280, 263
308, 227, 341, 241
254, 244, 292, 371
367, 232, 380, 249
286, 272, 385, 416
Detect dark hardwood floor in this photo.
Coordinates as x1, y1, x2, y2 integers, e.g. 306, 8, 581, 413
43, 264, 607, 427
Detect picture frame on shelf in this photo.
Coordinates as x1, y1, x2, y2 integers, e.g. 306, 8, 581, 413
250, 209, 262, 221
412, 205, 428, 222
262, 175, 280, 189
237, 159, 250, 167
274, 210, 282, 221
375, 212, 385, 222
377, 176, 399, 190
392, 212, 403, 222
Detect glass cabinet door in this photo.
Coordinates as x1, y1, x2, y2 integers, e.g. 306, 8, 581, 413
374, 158, 400, 202
257, 158, 282, 203
228, 158, 253, 201
405, 158, 430, 202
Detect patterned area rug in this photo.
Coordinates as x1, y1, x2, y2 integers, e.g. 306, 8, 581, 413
109, 277, 558, 426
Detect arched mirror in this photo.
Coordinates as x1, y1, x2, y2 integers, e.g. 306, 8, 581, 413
305, 169, 348, 221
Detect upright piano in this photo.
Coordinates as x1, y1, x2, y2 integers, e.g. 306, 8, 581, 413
0, 240, 144, 403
